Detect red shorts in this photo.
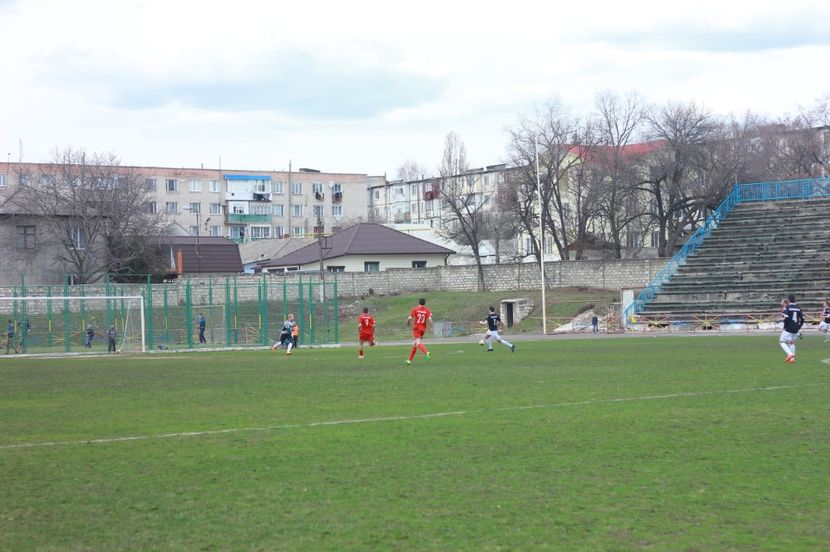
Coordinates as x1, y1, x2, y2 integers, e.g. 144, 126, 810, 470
412, 326, 426, 339
359, 332, 374, 343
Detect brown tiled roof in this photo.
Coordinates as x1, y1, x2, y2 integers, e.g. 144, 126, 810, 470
164, 236, 242, 273
262, 223, 455, 267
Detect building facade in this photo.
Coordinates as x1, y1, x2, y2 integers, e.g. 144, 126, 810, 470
1, 162, 372, 243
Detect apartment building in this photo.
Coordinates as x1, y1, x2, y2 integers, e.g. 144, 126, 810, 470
137, 166, 370, 242
367, 164, 527, 263
1, 162, 371, 243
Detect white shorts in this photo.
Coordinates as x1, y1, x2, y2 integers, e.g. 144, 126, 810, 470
819, 321, 830, 333
780, 330, 799, 343
485, 330, 501, 341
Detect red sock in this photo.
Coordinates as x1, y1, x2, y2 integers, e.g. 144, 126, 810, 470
417, 343, 427, 355
408, 346, 417, 361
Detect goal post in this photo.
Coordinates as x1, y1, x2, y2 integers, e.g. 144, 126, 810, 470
0, 295, 145, 354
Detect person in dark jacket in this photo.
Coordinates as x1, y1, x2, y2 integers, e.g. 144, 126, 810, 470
779, 294, 804, 363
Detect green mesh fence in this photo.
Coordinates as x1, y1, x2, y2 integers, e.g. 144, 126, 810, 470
0, 273, 339, 354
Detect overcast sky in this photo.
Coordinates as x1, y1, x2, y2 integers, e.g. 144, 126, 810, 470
2, 0, 829, 177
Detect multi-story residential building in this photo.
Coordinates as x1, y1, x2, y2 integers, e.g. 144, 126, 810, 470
0, 161, 373, 283
1, 162, 371, 244
367, 164, 529, 264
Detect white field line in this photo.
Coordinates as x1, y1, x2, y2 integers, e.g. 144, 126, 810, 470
1, 382, 827, 451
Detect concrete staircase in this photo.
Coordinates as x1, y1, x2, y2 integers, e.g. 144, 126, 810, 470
640, 197, 830, 320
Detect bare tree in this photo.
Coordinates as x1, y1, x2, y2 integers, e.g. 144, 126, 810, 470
590, 92, 650, 258
435, 132, 491, 291
767, 96, 830, 179
9, 148, 169, 283
640, 101, 721, 257
484, 178, 522, 263
507, 100, 591, 260
396, 159, 429, 182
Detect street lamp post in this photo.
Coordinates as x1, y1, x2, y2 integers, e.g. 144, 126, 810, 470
183, 206, 203, 273
535, 134, 547, 335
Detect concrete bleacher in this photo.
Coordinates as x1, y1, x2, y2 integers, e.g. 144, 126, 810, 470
640, 197, 830, 320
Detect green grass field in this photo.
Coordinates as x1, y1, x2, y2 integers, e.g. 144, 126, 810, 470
1, 335, 829, 550
340, 288, 620, 339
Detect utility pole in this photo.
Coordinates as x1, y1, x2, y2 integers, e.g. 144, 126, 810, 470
317, 211, 331, 300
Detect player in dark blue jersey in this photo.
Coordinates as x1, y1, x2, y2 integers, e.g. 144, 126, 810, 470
818, 298, 830, 342
780, 294, 804, 363
479, 306, 515, 353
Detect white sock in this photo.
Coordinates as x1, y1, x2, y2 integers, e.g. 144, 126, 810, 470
501, 339, 513, 348
287, 342, 293, 352
789, 344, 796, 355
486, 338, 493, 349
780, 342, 791, 355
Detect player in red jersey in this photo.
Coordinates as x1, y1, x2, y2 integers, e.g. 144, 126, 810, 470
357, 307, 376, 359
405, 297, 432, 364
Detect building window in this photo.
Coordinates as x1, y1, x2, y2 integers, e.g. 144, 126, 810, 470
68, 227, 86, 250
291, 182, 303, 195
332, 183, 342, 193
412, 260, 427, 269
364, 261, 380, 272
292, 205, 304, 217
253, 180, 268, 193
272, 181, 284, 194
209, 203, 222, 215
209, 180, 221, 193
229, 226, 245, 240
272, 204, 284, 217
651, 231, 661, 247
189, 225, 199, 236
373, 190, 379, 199
165, 179, 177, 192
251, 204, 270, 215
292, 226, 305, 236
146, 201, 157, 214
188, 202, 200, 213
250, 226, 270, 239
166, 202, 178, 214
332, 205, 343, 218
209, 225, 221, 236
273, 225, 285, 238
312, 182, 323, 194
189, 180, 202, 192
313, 205, 324, 218
15, 225, 36, 249
327, 266, 345, 273
144, 178, 156, 191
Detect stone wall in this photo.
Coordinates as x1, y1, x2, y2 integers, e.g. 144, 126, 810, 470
333, 258, 662, 297
0, 258, 663, 311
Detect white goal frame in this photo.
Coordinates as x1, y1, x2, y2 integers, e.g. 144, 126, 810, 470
0, 295, 146, 353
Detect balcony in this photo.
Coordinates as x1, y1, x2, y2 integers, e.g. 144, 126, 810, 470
226, 213, 270, 224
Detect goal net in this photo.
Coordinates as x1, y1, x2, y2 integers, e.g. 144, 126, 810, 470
0, 295, 145, 354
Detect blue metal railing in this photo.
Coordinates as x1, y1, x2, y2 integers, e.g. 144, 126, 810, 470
623, 177, 830, 326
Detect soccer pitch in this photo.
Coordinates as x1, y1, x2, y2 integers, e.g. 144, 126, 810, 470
1, 336, 829, 550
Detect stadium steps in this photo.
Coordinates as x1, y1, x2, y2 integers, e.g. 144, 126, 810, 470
639, 197, 830, 319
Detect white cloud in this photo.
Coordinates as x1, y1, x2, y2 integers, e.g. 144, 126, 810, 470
1, 0, 829, 175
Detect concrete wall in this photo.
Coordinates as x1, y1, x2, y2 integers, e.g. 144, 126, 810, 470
332, 258, 661, 297
0, 258, 663, 313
